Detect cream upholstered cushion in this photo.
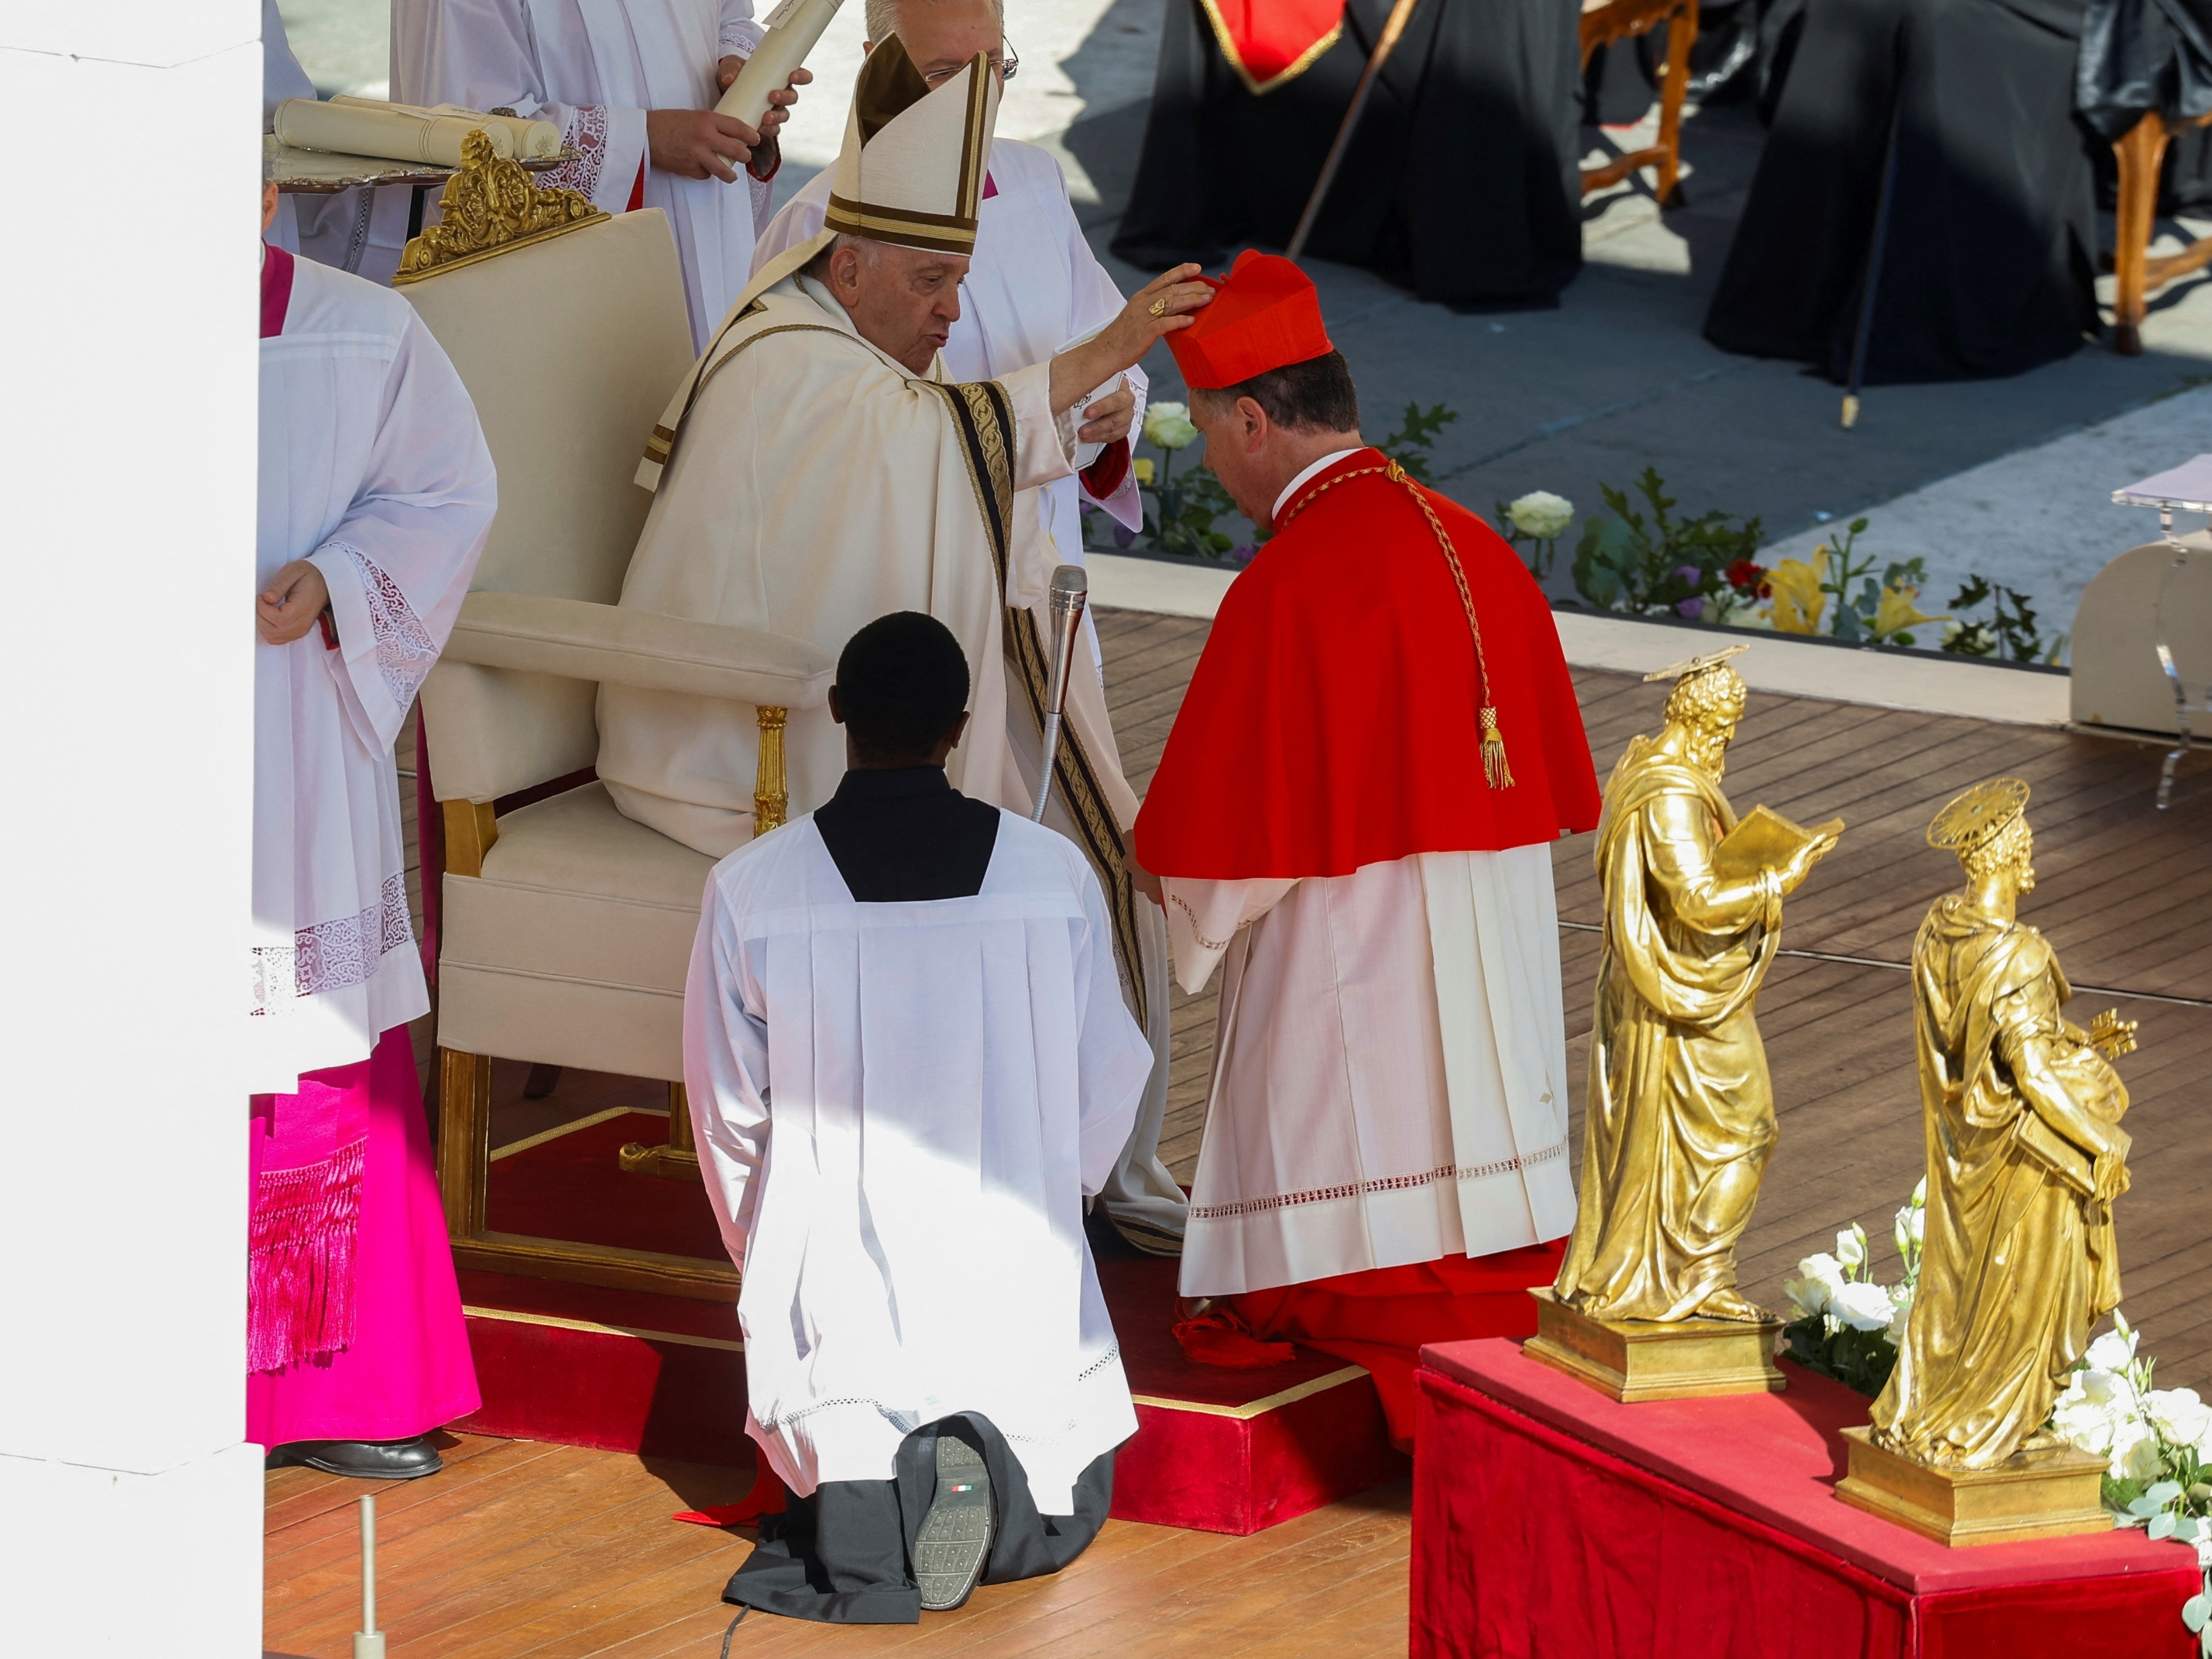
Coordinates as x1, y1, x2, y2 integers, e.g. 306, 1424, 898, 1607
434, 782, 715, 1080
2071, 535, 2212, 736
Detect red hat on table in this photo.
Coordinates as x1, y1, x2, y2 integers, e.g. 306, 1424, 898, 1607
1167, 250, 1334, 389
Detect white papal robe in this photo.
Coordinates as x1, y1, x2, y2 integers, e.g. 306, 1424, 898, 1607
254, 252, 496, 1093
1163, 843, 1578, 1298
600, 266, 1189, 1248
395, 0, 771, 349
684, 810, 1150, 1514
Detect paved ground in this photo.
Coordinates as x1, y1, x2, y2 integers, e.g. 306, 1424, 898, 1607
274, 0, 2212, 633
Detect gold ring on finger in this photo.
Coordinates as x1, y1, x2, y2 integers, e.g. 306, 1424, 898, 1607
1149, 297, 1169, 316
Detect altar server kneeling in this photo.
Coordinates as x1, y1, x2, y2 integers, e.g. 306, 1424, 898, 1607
251, 183, 492, 1476
686, 613, 1150, 1622
1131, 253, 1603, 1444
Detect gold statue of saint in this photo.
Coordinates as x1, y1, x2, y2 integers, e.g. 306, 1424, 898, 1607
1871, 779, 2137, 1469
1554, 649, 1840, 1324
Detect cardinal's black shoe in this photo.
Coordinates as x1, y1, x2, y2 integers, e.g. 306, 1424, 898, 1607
266, 1436, 445, 1480
913, 1433, 994, 1611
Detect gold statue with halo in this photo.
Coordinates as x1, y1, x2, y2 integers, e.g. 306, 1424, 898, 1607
1869, 779, 2137, 1470
1532, 649, 1840, 1400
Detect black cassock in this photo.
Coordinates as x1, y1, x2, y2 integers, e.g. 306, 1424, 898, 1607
1111, 0, 1582, 309
1703, 0, 2101, 384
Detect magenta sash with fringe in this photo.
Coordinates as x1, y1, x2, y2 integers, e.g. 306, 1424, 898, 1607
248, 1055, 372, 1373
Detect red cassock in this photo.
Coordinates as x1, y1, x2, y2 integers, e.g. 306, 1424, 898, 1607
1137, 449, 1601, 1443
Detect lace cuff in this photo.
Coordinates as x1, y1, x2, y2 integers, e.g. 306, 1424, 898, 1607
251, 873, 413, 1015
328, 544, 439, 709
534, 104, 611, 204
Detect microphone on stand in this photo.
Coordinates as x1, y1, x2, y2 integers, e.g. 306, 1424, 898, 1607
1032, 564, 1090, 823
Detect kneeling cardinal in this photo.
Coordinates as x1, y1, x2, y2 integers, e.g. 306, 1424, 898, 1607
1130, 254, 1602, 1444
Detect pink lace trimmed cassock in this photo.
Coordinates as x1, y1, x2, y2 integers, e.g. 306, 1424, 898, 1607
246, 1027, 479, 1446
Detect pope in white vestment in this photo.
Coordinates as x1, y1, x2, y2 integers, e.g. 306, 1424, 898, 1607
395, 0, 785, 348
603, 37, 1203, 1251
250, 204, 492, 1471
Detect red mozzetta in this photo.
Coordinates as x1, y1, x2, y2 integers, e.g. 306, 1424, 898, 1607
1135, 449, 1601, 878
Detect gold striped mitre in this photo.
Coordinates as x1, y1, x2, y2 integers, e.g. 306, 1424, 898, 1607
822, 34, 998, 256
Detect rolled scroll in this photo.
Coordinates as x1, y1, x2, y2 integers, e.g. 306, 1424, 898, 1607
333, 96, 561, 159
715, 0, 846, 131
274, 99, 515, 167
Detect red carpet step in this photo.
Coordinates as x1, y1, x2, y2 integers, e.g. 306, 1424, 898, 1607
453, 1111, 1407, 1535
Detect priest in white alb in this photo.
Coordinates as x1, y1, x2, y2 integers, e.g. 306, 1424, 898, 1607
395, 0, 805, 348
688, 612, 1150, 1620
250, 178, 494, 1478
599, 36, 1206, 1254
1129, 254, 1604, 1445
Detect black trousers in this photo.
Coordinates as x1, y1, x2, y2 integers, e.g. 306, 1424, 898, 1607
725, 1414, 1118, 1625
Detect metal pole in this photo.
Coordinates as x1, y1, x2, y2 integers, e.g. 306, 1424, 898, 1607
1032, 565, 1090, 823
354, 1494, 386, 1659
1288, 0, 1423, 260
1841, 94, 1905, 430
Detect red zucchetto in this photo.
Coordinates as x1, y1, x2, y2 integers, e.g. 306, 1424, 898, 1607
1166, 250, 1334, 389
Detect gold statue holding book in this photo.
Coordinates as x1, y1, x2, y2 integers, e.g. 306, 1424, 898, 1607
1534, 649, 1840, 1399
1868, 779, 2136, 1470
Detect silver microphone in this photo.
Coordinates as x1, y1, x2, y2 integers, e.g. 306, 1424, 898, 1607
1032, 564, 1090, 823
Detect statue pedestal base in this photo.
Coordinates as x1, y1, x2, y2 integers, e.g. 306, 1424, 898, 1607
1835, 1427, 2111, 1546
1522, 1288, 1785, 1402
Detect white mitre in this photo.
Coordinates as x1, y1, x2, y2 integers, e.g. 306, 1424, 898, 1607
636, 35, 1001, 490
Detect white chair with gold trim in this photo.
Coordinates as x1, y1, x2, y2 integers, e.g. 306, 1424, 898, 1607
397, 137, 832, 1299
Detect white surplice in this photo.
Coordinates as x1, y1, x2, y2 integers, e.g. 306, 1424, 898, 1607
1163, 844, 1577, 1298
684, 811, 1150, 1514
254, 255, 496, 1094
395, 0, 771, 349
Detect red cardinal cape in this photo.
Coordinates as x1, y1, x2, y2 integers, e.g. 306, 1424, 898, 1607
1135, 450, 1600, 878
1199, 0, 1348, 95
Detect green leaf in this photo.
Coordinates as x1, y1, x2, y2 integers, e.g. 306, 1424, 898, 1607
2148, 1510, 2179, 1541
2149, 1482, 2185, 1507
2182, 1594, 2208, 1633
2130, 1494, 2166, 1518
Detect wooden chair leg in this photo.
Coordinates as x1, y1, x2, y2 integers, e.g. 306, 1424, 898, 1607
2115, 112, 2172, 356
436, 1047, 492, 1238
1656, 0, 1699, 206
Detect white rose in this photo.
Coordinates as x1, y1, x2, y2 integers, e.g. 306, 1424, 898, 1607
1142, 402, 1198, 451
2078, 1366, 2140, 1422
2052, 1390, 2119, 1456
1885, 1284, 1914, 1343
1786, 1253, 1846, 1318
2108, 1418, 2163, 1483
1506, 490, 1574, 540
1835, 1225, 1869, 1271
2148, 1388, 2212, 1450
2085, 1324, 2139, 1373
1830, 1279, 1894, 1332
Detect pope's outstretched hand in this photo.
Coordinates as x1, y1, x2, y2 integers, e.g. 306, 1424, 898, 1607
1048, 264, 1212, 419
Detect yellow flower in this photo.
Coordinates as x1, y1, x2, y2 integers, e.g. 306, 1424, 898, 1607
1873, 585, 1944, 641
1767, 554, 1828, 635
1132, 456, 1155, 486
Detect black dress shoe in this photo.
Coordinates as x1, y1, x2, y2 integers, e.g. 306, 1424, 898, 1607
913, 1433, 993, 1612
265, 1436, 445, 1480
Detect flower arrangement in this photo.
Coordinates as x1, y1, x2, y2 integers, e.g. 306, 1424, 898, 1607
2043, 1313, 2212, 1652
1570, 468, 1765, 620
1779, 1181, 1923, 1397
1759, 516, 1943, 647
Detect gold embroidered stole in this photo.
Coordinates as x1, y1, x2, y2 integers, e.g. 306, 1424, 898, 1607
923, 378, 1148, 1010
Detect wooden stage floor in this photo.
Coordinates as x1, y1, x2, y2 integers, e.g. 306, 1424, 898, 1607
312, 605, 2207, 1656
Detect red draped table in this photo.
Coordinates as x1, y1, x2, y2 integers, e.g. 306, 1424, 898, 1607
1413, 1338, 2202, 1658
